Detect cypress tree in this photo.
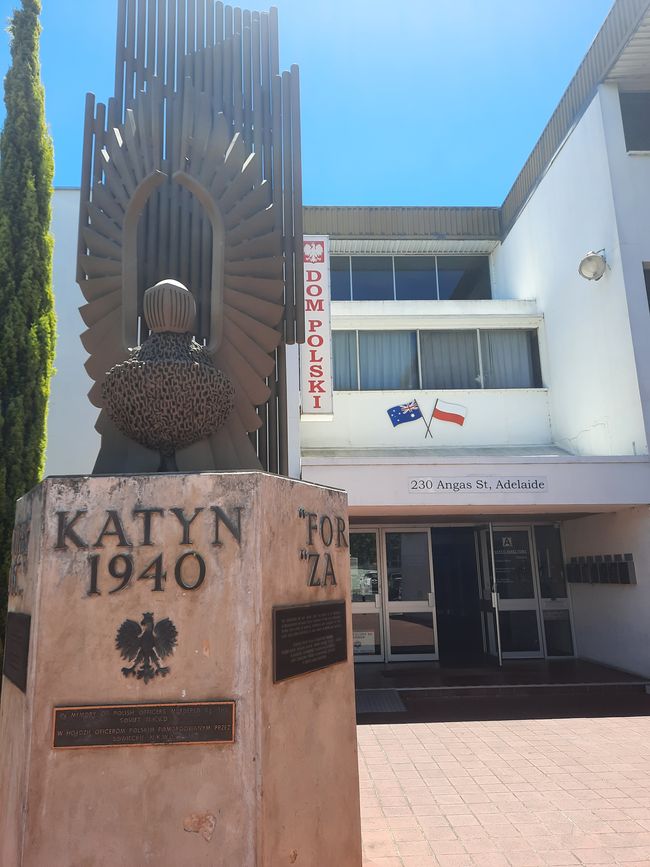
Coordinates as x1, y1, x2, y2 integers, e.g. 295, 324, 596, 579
0, 0, 55, 652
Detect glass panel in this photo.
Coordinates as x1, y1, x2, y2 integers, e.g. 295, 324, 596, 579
385, 532, 431, 602
330, 256, 351, 301
350, 533, 378, 602
535, 526, 568, 599
499, 610, 540, 653
480, 329, 541, 388
394, 256, 437, 300
389, 613, 435, 655
332, 331, 358, 390
437, 256, 491, 300
620, 92, 650, 151
420, 330, 481, 389
351, 256, 394, 301
493, 530, 535, 599
543, 610, 574, 657
352, 613, 382, 656
358, 331, 418, 390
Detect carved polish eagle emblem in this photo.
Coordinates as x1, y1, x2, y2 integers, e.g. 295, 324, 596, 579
116, 613, 178, 684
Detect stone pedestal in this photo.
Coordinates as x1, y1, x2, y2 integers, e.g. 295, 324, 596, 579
0, 472, 362, 866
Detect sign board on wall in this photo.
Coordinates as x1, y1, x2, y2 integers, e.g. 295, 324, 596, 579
409, 476, 549, 494
300, 236, 333, 415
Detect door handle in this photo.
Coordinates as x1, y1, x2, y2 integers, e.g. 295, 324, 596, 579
491, 592, 498, 609
428, 592, 434, 607
374, 594, 381, 609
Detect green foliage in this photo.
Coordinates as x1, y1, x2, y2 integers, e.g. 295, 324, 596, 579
0, 0, 55, 653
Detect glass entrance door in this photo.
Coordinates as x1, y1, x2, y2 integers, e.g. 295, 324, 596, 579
384, 531, 438, 661
350, 529, 438, 662
490, 526, 543, 659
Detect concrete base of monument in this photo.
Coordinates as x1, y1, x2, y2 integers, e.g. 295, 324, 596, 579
0, 472, 362, 867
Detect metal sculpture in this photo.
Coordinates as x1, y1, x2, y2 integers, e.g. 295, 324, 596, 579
102, 280, 235, 470
77, 1, 304, 475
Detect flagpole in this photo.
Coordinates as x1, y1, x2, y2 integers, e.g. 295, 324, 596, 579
424, 399, 437, 439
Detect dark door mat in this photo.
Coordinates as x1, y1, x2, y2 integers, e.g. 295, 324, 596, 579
356, 689, 406, 715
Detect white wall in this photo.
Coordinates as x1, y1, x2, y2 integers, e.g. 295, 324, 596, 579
563, 506, 650, 677
301, 389, 551, 451
599, 83, 650, 451
492, 91, 647, 457
46, 190, 100, 475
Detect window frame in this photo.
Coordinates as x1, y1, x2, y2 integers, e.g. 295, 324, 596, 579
332, 327, 544, 392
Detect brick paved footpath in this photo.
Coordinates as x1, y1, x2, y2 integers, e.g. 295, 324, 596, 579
358, 717, 650, 866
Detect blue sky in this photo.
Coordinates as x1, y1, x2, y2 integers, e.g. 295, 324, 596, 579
0, 0, 614, 206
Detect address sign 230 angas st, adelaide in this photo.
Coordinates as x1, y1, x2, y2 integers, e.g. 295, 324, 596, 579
409, 476, 549, 494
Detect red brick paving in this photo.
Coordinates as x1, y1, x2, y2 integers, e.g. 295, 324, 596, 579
358, 717, 650, 866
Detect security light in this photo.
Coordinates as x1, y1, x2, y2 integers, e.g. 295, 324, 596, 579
578, 250, 607, 281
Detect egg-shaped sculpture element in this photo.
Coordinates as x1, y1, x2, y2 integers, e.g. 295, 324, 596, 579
144, 278, 198, 333
102, 280, 235, 470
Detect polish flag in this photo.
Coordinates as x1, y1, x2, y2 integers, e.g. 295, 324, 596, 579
432, 399, 467, 426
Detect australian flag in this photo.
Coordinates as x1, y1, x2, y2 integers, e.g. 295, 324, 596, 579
387, 399, 423, 427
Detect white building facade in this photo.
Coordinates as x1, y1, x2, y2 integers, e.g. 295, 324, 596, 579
298, 1, 650, 676
46, 0, 650, 677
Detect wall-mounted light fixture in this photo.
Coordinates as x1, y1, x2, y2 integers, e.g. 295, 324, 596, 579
578, 249, 607, 281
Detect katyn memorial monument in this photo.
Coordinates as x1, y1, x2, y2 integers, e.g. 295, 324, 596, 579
0, 2, 362, 864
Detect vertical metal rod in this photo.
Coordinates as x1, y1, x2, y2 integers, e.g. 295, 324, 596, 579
242, 18, 252, 149
290, 65, 304, 343
93, 103, 106, 186
233, 5, 242, 34
125, 0, 137, 103
233, 34, 243, 136
187, 0, 196, 53
146, 0, 157, 79
277, 342, 288, 476
282, 71, 295, 344
223, 36, 233, 126
261, 12, 271, 177
258, 401, 268, 470
206, 0, 215, 46
268, 373, 278, 474
215, 0, 224, 44
157, 0, 167, 85
271, 74, 282, 226
77, 93, 96, 282
214, 42, 223, 114
197, 0, 206, 49
136, 0, 147, 93
166, 0, 176, 90
177, 0, 186, 73
269, 5, 279, 78
252, 14, 262, 175
114, 0, 127, 120
225, 4, 233, 37
107, 96, 119, 134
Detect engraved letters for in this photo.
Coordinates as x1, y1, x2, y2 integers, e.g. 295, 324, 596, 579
297, 507, 348, 588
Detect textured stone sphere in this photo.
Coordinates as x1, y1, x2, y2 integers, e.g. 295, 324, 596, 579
143, 279, 197, 334
102, 333, 235, 456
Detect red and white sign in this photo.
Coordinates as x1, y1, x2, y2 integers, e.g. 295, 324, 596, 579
300, 235, 333, 415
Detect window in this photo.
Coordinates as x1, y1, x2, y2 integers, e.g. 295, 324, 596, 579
332, 329, 542, 390
620, 92, 650, 151
330, 255, 491, 301
330, 256, 351, 301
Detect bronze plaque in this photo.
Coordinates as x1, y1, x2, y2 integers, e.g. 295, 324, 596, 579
2, 612, 31, 693
273, 600, 347, 683
53, 701, 235, 749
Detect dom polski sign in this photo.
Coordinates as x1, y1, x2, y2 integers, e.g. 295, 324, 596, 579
301, 236, 333, 414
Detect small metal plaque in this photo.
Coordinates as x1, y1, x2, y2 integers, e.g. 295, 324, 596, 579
2, 612, 31, 693
53, 701, 235, 750
273, 600, 347, 683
